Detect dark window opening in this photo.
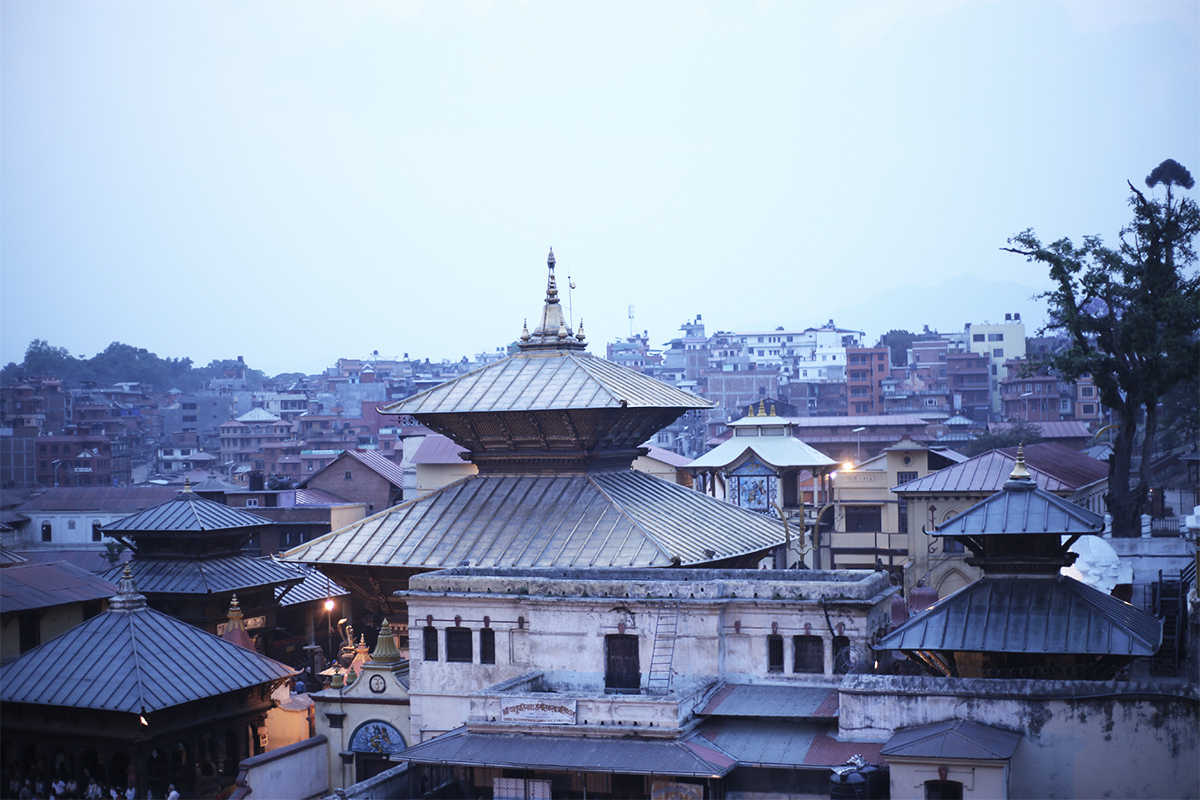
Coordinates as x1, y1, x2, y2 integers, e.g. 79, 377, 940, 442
605, 634, 640, 692
925, 780, 964, 800
480, 628, 496, 664
844, 505, 882, 533
445, 627, 472, 663
422, 626, 438, 661
92, 520, 103, 542
767, 634, 784, 673
18, 613, 39, 653
793, 635, 823, 673
41, 521, 52, 542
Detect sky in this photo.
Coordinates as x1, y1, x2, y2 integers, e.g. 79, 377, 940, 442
2, 1, 1197, 377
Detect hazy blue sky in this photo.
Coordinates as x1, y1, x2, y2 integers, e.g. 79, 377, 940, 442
3, 1, 1196, 376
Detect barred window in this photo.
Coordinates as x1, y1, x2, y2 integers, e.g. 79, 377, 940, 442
446, 627, 472, 663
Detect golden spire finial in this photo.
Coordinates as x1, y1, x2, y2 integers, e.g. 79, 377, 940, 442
576, 318, 586, 342
520, 319, 531, 342
770, 404, 776, 416
182, 478, 193, 494
758, 399, 766, 416
1010, 444, 1031, 481
227, 594, 245, 624
371, 619, 403, 664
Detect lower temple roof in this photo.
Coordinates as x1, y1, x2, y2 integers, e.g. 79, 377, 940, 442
281, 469, 788, 569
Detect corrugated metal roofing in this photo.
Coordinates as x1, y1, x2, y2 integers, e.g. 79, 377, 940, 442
881, 719, 1021, 760
0, 586, 293, 713
17, 487, 179, 513
990, 420, 1091, 440
876, 575, 1162, 656
236, 408, 282, 423
105, 493, 273, 533
280, 470, 786, 569
933, 479, 1105, 537
689, 435, 836, 470
698, 684, 837, 719
399, 728, 736, 777
411, 435, 471, 465
0, 547, 28, 566
643, 446, 691, 468
1, 561, 118, 612
381, 350, 712, 416
274, 562, 350, 606
894, 443, 1107, 494
783, 415, 930, 428
694, 720, 883, 768
10, 548, 131, 573
345, 450, 407, 487
100, 556, 304, 595
294, 488, 351, 506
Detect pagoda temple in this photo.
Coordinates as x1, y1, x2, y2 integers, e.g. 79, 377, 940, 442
877, 449, 1162, 680
100, 482, 304, 651
282, 250, 789, 626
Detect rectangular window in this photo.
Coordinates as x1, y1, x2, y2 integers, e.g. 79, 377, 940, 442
423, 626, 438, 661
988, 333, 1004, 342
768, 634, 784, 673
445, 628, 472, 663
605, 634, 640, 692
844, 505, 883, 533
993, 348, 1004, 357
344, 470, 353, 480
1082, 386, 1094, 397
972, 333, 985, 342
245, 498, 259, 507
793, 635, 823, 673
68, 520, 76, 530
480, 628, 496, 664
1083, 404, 1096, 414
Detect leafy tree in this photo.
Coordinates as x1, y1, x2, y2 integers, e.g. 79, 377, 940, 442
22, 339, 79, 380
1004, 159, 1200, 536
962, 418, 1044, 457
880, 329, 914, 366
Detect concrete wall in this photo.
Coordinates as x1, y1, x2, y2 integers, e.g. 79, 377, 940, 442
313, 664, 410, 792
404, 569, 895, 740
839, 675, 1200, 800
885, 758, 1009, 800
234, 735, 329, 800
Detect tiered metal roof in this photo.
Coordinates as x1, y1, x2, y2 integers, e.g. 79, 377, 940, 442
382, 348, 710, 416
101, 555, 304, 595
0, 568, 294, 713
282, 469, 787, 569
876, 574, 1162, 656
105, 489, 272, 534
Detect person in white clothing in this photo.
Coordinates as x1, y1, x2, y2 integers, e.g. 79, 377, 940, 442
166, 786, 181, 800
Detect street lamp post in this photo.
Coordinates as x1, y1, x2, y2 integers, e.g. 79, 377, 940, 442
852, 427, 866, 464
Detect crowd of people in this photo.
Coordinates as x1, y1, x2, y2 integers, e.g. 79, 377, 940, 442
2, 769, 182, 800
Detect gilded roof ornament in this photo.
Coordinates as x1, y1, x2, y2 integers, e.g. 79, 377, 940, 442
1010, 445, 1031, 481
519, 248, 587, 352
521, 320, 531, 343
109, 564, 148, 611
370, 619, 403, 664
758, 400, 766, 416
576, 318, 586, 342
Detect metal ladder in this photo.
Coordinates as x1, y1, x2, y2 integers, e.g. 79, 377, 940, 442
647, 603, 679, 695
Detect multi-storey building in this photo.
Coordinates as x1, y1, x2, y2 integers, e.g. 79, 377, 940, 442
945, 350, 991, 421
965, 313, 1026, 414
32, 429, 132, 488
845, 346, 890, 416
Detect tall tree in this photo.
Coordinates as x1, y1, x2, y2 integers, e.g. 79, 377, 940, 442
1004, 159, 1200, 535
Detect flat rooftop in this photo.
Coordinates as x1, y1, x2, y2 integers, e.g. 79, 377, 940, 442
405, 567, 894, 603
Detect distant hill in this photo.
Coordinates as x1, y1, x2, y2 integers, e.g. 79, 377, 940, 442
824, 274, 1050, 343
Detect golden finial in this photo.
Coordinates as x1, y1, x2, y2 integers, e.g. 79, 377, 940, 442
1010, 444, 1031, 481
576, 318, 586, 342
227, 594, 244, 623
757, 399, 766, 416
557, 320, 569, 339
770, 404, 776, 416
520, 320, 531, 342
181, 478, 193, 494
371, 619, 403, 664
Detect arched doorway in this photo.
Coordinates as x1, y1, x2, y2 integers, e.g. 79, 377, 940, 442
348, 720, 406, 783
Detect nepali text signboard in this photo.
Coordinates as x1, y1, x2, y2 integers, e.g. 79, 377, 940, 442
500, 697, 577, 724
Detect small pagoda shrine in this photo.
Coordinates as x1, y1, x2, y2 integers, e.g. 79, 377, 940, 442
101, 482, 304, 650
688, 400, 836, 515
877, 449, 1162, 680
0, 566, 294, 796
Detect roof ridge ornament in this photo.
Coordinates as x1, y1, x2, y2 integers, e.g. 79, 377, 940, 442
371, 618, 403, 664
109, 564, 148, 611
1005, 444, 1035, 490
518, 248, 587, 352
